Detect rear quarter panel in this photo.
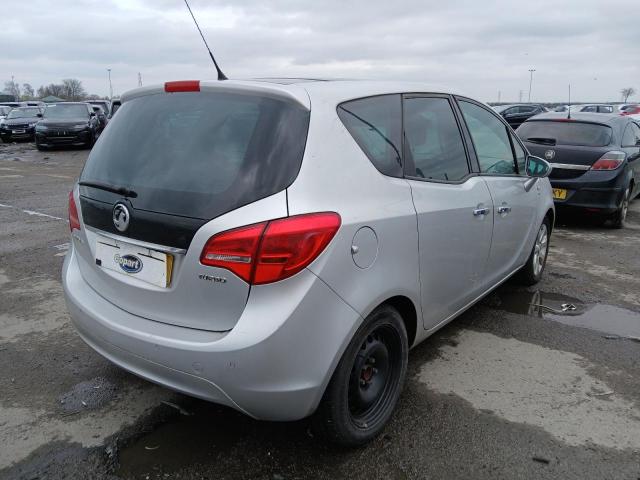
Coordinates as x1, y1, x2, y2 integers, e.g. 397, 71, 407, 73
287, 96, 421, 339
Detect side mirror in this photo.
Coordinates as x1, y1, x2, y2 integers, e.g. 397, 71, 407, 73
90, 112, 96, 117
526, 155, 552, 178
37, 113, 43, 118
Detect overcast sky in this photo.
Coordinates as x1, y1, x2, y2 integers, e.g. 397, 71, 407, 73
2, 0, 639, 102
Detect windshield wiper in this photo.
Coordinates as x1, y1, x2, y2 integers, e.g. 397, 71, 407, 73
526, 137, 556, 146
79, 181, 138, 198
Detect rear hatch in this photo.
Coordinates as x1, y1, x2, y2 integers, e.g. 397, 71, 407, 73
74, 85, 310, 331
517, 120, 613, 179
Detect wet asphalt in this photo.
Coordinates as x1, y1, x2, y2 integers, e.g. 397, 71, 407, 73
0, 141, 639, 480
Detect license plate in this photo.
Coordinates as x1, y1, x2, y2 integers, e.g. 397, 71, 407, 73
552, 188, 567, 200
12, 129, 25, 134
95, 238, 173, 288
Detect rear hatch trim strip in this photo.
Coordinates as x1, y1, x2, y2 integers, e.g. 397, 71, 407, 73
85, 226, 187, 255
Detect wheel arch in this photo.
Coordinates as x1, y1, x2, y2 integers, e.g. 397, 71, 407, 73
380, 295, 418, 348
545, 207, 555, 232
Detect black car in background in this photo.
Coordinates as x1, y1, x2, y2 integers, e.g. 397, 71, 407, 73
88, 100, 110, 117
109, 99, 121, 119
0, 106, 42, 142
517, 113, 640, 228
89, 105, 108, 133
493, 104, 547, 129
35, 102, 100, 150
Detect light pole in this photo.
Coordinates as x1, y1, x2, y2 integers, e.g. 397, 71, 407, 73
107, 68, 113, 100
528, 69, 536, 102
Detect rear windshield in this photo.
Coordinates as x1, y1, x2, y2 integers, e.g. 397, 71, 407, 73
517, 120, 612, 147
80, 91, 310, 219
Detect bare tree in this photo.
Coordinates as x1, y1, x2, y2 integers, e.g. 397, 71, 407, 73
621, 87, 636, 102
3, 80, 21, 100
37, 83, 66, 99
21, 83, 35, 100
61, 78, 87, 101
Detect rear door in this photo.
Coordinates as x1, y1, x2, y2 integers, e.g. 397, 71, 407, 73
74, 89, 310, 331
457, 99, 539, 283
403, 95, 493, 330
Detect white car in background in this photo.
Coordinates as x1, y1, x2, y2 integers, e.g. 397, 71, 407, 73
0, 105, 11, 123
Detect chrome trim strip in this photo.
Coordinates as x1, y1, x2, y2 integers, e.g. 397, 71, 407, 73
550, 163, 591, 171
85, 226, 187, 255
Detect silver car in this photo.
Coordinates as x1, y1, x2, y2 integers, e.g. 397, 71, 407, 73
63, 79, 554, 445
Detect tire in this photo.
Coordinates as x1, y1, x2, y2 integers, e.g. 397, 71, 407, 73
610, 186, 630, 229
35, 140, 46, 151
516, 217, 551, 286
85, 131, 96, 149
312, 305, 408, 446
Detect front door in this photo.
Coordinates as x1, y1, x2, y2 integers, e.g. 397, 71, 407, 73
403, 95, 494, 330
457, 99, 539, 284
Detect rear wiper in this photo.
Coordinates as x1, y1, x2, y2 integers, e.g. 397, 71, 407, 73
526, 137, 556, 146
78, 181, 138, 198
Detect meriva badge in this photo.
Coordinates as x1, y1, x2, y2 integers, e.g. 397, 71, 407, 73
114, 254, 142, 274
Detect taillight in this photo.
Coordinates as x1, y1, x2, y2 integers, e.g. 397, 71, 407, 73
200, 222, 266, 283
68, 191, 80, 231
200, 213, 341, 285
164, 80, 200, 92
591, 151, 625, 171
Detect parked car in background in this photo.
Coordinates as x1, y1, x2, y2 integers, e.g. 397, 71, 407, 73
0, 106, 42, 142
618, 104, 639, 113
24, 101, 45, 108
88, 100, 111, 117
108, 99, 121, 118
493, 104, 547, 128
0, 102, 23, 108
578, 104, 615, 113
63, 79, 554, 446
0, 105, 11, 122
35, 102, 100, 150
89, 105, 108, 133
517, 112, 640, 227
620, 106, 640, 117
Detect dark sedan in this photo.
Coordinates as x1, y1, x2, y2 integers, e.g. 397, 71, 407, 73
0, 107, 42, 142
493, 104, 547, 129
517, 113, 640, 228
35, 103, 100, 150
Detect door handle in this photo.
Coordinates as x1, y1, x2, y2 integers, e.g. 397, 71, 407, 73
473, 207, 490, 216
498, 205, 512, 215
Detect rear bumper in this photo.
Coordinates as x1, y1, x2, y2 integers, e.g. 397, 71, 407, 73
62, 242, 361, 421
551, 168, 628, 213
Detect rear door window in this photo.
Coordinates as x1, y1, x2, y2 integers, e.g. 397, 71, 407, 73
337, 95, 402, 177
458, 100, 517, 175
516, 121, 612, 147
403, 96, 469, 181
81, 91, 310, 219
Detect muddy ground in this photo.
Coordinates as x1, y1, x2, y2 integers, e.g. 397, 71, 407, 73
0, 141, 639, 480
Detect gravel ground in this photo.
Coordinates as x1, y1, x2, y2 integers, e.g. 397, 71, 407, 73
1, 141, 639, 480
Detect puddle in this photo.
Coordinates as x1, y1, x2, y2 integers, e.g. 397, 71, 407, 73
492, 290, 640, 338
116, 400, 307, 478
59, 377, 116, 414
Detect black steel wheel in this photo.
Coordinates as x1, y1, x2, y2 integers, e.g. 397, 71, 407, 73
313, 305, 408, 446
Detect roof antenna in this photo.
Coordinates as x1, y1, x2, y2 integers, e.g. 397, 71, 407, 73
567, 84, 571, 119
183, 0, 227, 80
